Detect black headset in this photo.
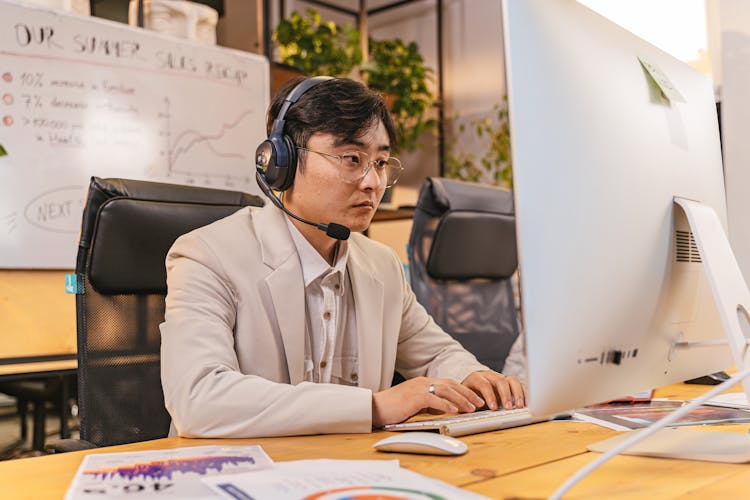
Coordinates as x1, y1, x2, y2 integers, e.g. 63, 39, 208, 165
255, 76, 333, 192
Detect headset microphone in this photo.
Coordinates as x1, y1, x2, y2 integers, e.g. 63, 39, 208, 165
255, 171, 351, 241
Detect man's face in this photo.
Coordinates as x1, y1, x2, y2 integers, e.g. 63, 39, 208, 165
284, 120, 391, 234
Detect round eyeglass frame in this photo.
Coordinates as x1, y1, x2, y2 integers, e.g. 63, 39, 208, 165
297, 147, 404, 188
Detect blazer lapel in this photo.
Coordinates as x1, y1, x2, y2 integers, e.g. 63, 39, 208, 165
348, 239, 384, 391
256, 205, 307, 385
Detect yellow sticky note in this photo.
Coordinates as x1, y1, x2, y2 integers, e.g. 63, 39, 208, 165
638, 56, 686, 104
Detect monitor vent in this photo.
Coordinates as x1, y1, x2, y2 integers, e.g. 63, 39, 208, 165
675, 230, 701, 263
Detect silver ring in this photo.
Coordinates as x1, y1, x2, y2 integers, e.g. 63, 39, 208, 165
428, 383, 436, 395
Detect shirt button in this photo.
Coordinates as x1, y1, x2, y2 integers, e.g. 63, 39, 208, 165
320, 360, 327, 369
351, 372, 358, 382
323, 311, 331, 320
335, 284, 341, 290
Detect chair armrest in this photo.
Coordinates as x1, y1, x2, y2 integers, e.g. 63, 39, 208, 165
45, 438, 97, 453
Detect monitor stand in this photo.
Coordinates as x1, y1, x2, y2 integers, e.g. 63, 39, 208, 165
587, 197, 750, 462
674, 196, 750, 401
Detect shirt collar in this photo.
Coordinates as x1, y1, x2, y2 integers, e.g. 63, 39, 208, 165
285, 216, 349, 288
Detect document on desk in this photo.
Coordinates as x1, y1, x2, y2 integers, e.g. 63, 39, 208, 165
202, 459, 489, 500
574, 400, 750, 431
65, 445, 273, 499
703, 393, 750, 410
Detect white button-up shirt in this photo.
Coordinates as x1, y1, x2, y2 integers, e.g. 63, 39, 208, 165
286, 217, 359, 385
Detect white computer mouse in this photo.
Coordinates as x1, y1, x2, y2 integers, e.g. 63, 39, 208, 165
373, 432, 468, 456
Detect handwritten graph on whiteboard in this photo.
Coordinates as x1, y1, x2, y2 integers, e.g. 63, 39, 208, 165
0, 0, 268, 268
160, 98, 256, 182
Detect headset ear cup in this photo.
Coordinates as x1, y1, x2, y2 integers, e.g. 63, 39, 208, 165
261, 135, 290, 191
276, 135, 297, 191
256, 139, 280, 189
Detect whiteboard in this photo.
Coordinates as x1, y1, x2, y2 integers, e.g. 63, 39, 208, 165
0, 0, 269, 268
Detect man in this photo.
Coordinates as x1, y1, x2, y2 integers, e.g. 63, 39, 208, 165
160, 76, 526, 438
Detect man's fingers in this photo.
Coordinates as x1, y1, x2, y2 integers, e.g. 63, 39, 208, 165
494, 374, 513, 410
428, 384, 476, 413
437, 380, 485, 409
463, 373, 498, 410
426, 393, 458, 414
454, 382, 485, 408
507, 376, 526, 407
462, 371, 530, 410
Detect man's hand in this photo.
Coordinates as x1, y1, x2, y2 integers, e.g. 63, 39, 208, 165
462, 370, 526, 410
371, 376, 485, 428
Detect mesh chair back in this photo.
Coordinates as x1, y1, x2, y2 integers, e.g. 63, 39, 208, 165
75, 177, 263, 446
408, 177, 519, 372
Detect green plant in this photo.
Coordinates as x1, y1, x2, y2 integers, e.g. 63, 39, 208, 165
361, 38, 437, 153
273, 9, 361, 77
444, 101, 513, 189
273, 10, 436, 154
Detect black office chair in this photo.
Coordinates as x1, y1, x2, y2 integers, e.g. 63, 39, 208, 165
69, 176, 263, 447
408, 177, 520, 372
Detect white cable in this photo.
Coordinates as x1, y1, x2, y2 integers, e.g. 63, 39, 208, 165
550, 364, 750, 500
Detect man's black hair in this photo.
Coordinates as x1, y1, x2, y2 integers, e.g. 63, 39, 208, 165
267, 77, 397, 151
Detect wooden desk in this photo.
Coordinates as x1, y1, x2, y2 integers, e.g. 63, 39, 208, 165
0, 359, 77, 382
1, 382, 746, 499
466, 383, 750, 499
1, 421, 615, 499
0, 359, 78, 450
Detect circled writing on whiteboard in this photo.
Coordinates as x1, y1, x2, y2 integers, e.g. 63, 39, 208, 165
23, 186, 85, 234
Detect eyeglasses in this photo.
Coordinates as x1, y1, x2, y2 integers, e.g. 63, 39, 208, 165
297, 147, 404, 188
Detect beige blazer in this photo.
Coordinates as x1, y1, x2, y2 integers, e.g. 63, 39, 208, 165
160, 203, 487, 438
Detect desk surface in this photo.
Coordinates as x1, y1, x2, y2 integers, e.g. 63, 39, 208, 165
467, 383, 750, 499
1, 381, 747, 499
0, 359, 77, 380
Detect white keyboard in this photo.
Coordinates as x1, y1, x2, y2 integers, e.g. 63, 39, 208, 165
383, 408, 551, 437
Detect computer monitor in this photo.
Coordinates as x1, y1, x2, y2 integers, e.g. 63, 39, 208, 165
502, 0, 750, 417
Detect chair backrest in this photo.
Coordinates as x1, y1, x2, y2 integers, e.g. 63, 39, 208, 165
75, 176, 263, 446
408, 177, 520, 372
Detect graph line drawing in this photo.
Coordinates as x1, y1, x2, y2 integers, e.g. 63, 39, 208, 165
161, 97, 255, 178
